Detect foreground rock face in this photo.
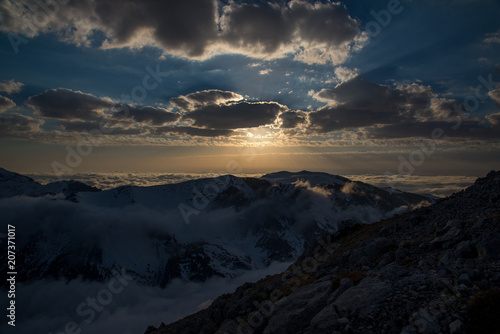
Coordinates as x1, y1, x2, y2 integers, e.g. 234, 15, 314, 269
145, 171, 500, 334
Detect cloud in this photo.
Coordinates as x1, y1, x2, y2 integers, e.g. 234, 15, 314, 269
219, 0, 365, 65
220, 1, 293, 55
170, 90, 243, 112
486, 113, 500, 126
26, 88, 114, 120
366, 121, 500, 140
345, 174, 477, 198
59, 120, 146, 135
308, 77, 461, 133
26, 172, 263, 190
3, 262, 290, 334
151, 126, 235, 137
305, 77, 500, 143
259, 69, 273, 75
0, 79, 24, 94
183, 101, 285, 130
279, 111, 307, 129
26, 171, 477, 198
26, 171, 478, 199
312, 77, 406, 108
2, 86, 273, 141
0, 113, 44, 136
340, 181, 357, 195
0, 193, 293, 334
292, 179, 331, 197
426, 97, 459, 121
484, 29, 500, 44
0, 0, 219, 55
490, 87, 500, 105
309, 106, 401, 133
0, 168, 459, 334
99, 0, 219, 57
13, 79, 500, 143
334, 66, 359, 83
22, 88, 249, 139
0, 95, 15, 113
0, 0, 366, 65
113, 105, 180, 125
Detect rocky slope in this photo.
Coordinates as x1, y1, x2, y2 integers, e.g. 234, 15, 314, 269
145, 171, 500, 334
0, 169, 432, 287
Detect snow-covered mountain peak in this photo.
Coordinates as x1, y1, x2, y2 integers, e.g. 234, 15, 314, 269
0, 167, 100, 198
0, 168, 434, 288
0, 167, 42, 197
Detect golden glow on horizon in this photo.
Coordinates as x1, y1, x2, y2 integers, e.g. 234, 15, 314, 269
2, 141, 499, 177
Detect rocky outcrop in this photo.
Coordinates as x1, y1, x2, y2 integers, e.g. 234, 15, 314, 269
145, 171, 500, 334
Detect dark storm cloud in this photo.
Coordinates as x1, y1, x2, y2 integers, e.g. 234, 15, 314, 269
26, 89, 180, 126
220, 0, 362, 64
309, 106, 402, 133
170, 90, 243, 112
59, 120, 146, 135
183, 101, 284, 130
20, 87, 282, 138
366, 121, 500, 140
95, 0, 218, 57
288, 0, 359, 46
193, 0, 363, 62
113, 105, 180, 125
314, 77, 406, 111
0, 95, 15, 113
170, 98, 191, 112
0, 0, 364, 64
26, 88, 113, 121
279, 111, 307, 129
221, 1, 292, 54
308, 77, 460, 133
0, 113, 43, 136
0, 0, 218, 56
309, 77, 407, 132
151, 126, 234, 138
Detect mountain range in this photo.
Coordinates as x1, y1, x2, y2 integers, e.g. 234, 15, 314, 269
144, 170, 500, 334
0, 168, 432, 287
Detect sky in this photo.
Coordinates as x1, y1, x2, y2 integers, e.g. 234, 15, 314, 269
0, 0, 499, 178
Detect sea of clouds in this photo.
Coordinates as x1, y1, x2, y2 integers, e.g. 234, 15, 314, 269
26, 172, 477, 197
0, 262, 291, 334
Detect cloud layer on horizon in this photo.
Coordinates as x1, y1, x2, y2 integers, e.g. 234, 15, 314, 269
24, 171, 478, 198
0, 112, 44, 137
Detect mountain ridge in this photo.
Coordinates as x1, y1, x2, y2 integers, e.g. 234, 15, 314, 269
144, 170, 500, 334
0, 167, 100, 199
0, 168, 432, 288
